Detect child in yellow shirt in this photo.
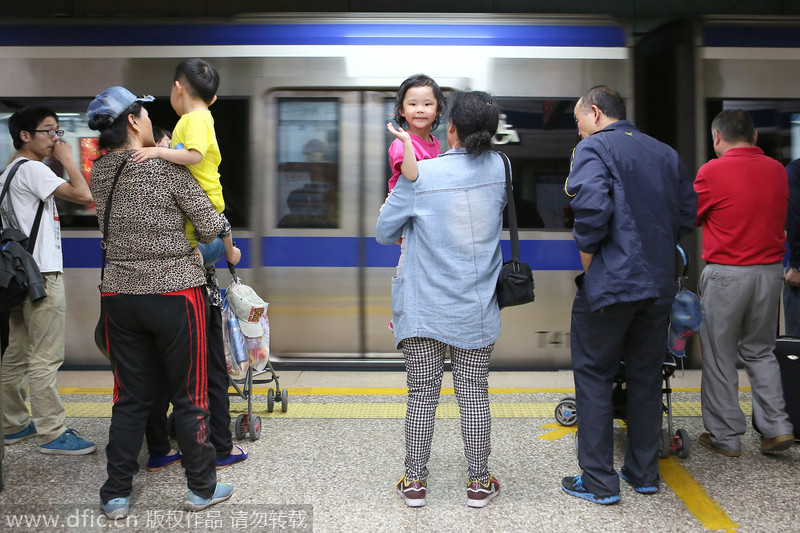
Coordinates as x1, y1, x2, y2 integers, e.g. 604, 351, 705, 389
133, 58, 239, 267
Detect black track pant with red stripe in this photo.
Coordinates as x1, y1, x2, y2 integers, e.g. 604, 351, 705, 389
99, 287, 217, 503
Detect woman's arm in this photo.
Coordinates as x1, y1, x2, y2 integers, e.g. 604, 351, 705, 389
376, 172, 414, 244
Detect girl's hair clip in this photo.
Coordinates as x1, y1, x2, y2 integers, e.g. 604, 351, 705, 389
487, 101, 494, 107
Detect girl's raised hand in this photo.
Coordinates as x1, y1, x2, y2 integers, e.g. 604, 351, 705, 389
387, 122, 411, 142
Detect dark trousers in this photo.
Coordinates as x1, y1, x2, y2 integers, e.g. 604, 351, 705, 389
570, 284, 669, 496
145, 305, 232, 459
100, 288, 216, 503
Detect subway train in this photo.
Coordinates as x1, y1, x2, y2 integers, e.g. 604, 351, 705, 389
1, 14, 799, 367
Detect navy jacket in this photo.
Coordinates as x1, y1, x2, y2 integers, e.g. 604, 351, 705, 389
786, 159, 800, 268
565, 120, 697, 311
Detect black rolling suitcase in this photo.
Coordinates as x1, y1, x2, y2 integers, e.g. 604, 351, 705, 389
772, 337, 800, 441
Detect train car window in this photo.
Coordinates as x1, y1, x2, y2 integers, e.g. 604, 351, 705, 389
0, 98, 250, 229
705, 100, 800, 165
381, 97, 578, 230
276, 99, 339, 228
0, 110, 99, 228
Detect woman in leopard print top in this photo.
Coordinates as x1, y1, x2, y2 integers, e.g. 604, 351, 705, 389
89, 87, 229, 515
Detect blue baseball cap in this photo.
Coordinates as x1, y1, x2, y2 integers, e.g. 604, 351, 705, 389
667, 289, 702, 357
87, 86, 154, 121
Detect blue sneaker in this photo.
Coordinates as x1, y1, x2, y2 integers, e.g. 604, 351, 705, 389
184, 482, 234, 511
101, 497, 129, 520
39, 429, 97, 455
4, 421, 36, 444
146, 450, 182, 472
620, 466, 659, 494
561, 475, 620, 505
215, 445, 247, 469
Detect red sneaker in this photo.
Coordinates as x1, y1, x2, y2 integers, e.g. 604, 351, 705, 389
396, 475, 426, 507
467, 475, 500, 508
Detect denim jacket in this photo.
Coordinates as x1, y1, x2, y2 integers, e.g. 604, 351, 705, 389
376, 148, 507, 349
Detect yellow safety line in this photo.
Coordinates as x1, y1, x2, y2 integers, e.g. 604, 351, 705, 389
52, 400, 753, 420
659, 456, 740, 532
58, 385, 748, 396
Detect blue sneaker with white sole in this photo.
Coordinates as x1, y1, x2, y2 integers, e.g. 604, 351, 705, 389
561, 475, 620, 505
184, 483, 234, 511
101, 497, 129, 520
620, 466, 659, 494
39, 429, 96, 455
4, 421, 36, 445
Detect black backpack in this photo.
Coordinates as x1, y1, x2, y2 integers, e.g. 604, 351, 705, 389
0, 159, 47, 311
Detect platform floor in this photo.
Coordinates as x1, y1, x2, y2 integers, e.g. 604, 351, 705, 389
1, 368, 797, 533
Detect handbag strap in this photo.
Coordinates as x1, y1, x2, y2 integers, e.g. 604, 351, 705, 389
498, 152, 521, 263
99, 157, 128, 282
0, 159, 45, 254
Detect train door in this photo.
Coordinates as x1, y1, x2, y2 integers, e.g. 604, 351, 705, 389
256, 91, 365, 359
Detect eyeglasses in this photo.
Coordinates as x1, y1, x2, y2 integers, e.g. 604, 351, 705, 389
34, 129, 65, 137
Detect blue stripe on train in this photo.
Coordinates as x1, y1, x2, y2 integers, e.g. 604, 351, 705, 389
261, 236, 582, 270
62, 237, 253, 269
63, 235, 582, 270
0, 23, 626, 47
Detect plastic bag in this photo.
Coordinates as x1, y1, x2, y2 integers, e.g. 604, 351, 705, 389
244, 310, 270, 372
222, 299, 249, 379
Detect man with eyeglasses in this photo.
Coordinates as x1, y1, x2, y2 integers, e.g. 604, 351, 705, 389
0, 106, 96, 455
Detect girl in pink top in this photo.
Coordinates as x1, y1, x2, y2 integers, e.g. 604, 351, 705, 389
386, 74, 445, 190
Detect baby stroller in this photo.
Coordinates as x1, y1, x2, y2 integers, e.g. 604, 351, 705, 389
224, 264, 288, 441
554, 245, 694, 459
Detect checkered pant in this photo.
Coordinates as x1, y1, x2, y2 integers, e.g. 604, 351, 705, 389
402, 337, 494, 484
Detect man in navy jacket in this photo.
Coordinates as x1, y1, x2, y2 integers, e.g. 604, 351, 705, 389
561, 86, 696, 504
783, 158, 800, 336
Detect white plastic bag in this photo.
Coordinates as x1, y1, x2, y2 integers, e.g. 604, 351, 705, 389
244, 310, 270, 372
222, 299, 249, 379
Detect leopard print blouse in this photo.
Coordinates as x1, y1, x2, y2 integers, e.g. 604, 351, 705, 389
91, 151, 222, 295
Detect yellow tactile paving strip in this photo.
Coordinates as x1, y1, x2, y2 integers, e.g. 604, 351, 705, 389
52, 396, 750, 419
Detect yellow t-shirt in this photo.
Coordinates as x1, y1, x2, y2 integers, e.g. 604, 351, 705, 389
172, 109, 224, 245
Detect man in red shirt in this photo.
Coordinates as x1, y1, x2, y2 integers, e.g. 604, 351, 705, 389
694, 109, 794, 456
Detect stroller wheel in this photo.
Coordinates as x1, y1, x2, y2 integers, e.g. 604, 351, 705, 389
659, 429, 671, 459
676, 428, 690, 458
234, 414, 247, 440
249, 415, 261, 441
267, 389, 275, 413
555, 398, 578, 426
281, 388, 289, 413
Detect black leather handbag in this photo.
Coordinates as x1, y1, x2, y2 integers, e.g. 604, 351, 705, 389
496, 152, 535, 309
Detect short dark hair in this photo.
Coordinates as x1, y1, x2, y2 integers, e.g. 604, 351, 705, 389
153, 126, 171, 145
87, 101, 144, 150
174, 58, 219, 105
393, 74, 446, 131
579, 85, 626, 121
711, 109, 755, 144
448, 90, 500, 156
8, 106, 59, 150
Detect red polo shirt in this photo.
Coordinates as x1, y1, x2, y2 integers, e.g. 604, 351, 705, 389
694, 146, 788, 265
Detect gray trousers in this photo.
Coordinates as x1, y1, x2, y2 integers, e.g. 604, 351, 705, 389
698, 263, 794, 450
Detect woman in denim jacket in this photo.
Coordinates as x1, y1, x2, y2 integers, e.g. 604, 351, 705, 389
377, 90, 507, 509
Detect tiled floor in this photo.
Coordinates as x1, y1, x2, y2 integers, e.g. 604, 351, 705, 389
1, 368, 797, 533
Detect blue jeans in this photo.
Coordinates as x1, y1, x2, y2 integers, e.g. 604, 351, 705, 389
197, 237, 225, 268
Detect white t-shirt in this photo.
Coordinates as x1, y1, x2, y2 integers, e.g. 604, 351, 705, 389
0, 157, 64, 273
